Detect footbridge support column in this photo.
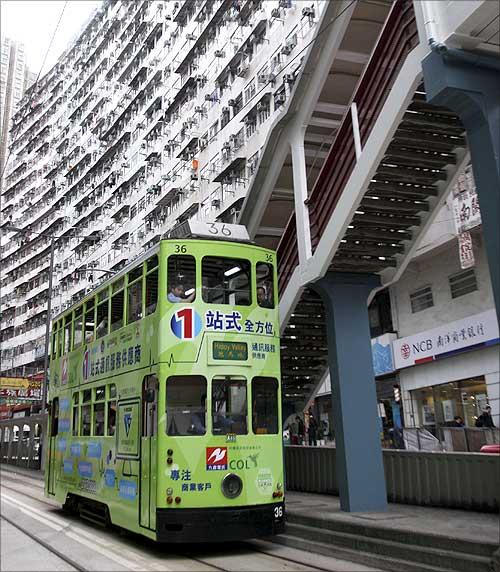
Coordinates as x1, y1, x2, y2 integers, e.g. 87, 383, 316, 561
422, 49, 500, 321
311, 273, 387, 512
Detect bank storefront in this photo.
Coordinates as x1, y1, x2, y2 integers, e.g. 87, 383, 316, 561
394, 309, 499, 432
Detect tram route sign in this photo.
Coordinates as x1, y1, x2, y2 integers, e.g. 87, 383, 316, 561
212, 341, 248, 361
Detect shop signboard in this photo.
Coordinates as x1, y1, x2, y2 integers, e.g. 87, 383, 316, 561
452, 188, 481, 234
393, 309, 499, 370
371, 333, 397, 376
452, 167, 481, 234
458, 231, 475, 269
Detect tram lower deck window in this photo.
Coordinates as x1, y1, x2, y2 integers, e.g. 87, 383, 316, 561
212, 376, 247, 435
252, 377, 279, 434
166, 376, 207, 436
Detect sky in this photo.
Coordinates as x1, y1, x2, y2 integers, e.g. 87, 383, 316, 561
1, 0, 101, 77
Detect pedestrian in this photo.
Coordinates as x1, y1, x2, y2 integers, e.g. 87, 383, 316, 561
475, 406, 495, 428
296, 415, 305, 445
288, 417, 299, 445
451, 415, 465, 427
307, 409, 318, 447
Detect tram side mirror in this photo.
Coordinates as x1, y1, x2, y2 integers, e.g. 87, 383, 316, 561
145, 389, 156, 403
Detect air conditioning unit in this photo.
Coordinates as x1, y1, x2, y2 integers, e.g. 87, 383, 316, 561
281, 44, 293, 56
204, 93, 213, 101
275, 94, 286, 105
222, 106, 230, 114
258, 73, 275, 85
236, 65, 249, 78
138, 230, 145, 239
195, 75, 207, 84
244, 116, 254, 125
195, 106, 204, 113
284, 74, 295, 83
190, 174, 198, 181
271, 8, 281, 18
162, 174, 170, 181
302, 6, 315, 17
222, 142, 231, 151
186, 33, 197, 41
214, 50, 225, 58
257, 102, 266, 111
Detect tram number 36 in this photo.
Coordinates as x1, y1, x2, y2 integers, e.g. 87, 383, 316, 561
274, 506, 284, 520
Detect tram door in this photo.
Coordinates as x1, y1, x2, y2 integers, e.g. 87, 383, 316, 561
140, 375, 158, 530
47, 398, 59, 495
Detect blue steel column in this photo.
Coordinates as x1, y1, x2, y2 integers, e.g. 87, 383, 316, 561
422, 49, 500, 321
311, 273, 387, 512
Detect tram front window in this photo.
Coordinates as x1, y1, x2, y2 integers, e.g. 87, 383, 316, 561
202, 257, 251, 305
252, 377, 279, 434
212, 376, 247, 435
166, 376, 207, 436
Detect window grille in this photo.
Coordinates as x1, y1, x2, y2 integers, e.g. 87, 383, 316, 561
410, 286, 434, 313
449, 268, 478, 299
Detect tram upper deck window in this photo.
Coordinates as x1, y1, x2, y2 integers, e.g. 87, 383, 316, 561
202, 257, 251, 305
96, 291, 109, 339
256, 262, 275, 309
145, 269, 158, 315
63, 314, 72, 354
73, 306, 83, 349
212, 376, 248, 435
252, 377, 279, 434
167, 255, 196, 304
166, 376, 206, 436
127, 267, 142, 324
84, 299, 95, 343
111, 280, 124, 332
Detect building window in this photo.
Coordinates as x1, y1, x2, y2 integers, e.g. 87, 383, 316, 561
449, 269, 478, 299
410, 286, 434, 313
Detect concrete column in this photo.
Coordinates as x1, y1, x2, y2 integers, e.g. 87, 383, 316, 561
422, 49, 500, 322
311, 273, 387, 512
290, 127, 312, 263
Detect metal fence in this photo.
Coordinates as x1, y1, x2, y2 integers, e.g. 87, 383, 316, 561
0, 415, 47, 470
285, 445, 499, 511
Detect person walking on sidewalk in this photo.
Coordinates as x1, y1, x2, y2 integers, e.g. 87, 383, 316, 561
475, 406, 496, 428
307, 409, 318, 447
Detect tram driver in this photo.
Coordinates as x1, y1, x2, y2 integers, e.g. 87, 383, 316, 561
168, 282, 195, 303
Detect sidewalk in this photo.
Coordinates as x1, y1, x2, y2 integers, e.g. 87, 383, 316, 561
279, 491, 500, 572
285, 491, 499, 545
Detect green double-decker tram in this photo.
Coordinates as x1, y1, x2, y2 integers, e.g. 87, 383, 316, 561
45, 222, 284, 542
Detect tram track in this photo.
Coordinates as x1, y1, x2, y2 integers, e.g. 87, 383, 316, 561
1, 471, 355, 571
0, 513, 83, 571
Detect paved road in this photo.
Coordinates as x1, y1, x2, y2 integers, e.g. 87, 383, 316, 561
0, 468, 380, 572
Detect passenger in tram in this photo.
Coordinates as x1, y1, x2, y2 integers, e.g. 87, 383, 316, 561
189, 394, 207, 435
96, 316, 108, 338
257, 286, 273, 308
168, 282, 195, 303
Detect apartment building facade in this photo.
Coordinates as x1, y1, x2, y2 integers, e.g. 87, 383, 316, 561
0, 0, 326, 378
1, 36, 35, 177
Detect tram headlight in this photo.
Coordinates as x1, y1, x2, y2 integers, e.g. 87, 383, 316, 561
221, 473, 243, 499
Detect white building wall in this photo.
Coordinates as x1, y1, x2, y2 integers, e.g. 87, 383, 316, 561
391, 230, 495, 338
392, 222, 498, 427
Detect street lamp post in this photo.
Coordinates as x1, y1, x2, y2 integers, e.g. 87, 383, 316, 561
4, 225, 114, 412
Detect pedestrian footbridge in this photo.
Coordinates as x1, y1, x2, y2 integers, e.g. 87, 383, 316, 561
239, 0, 500, 511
